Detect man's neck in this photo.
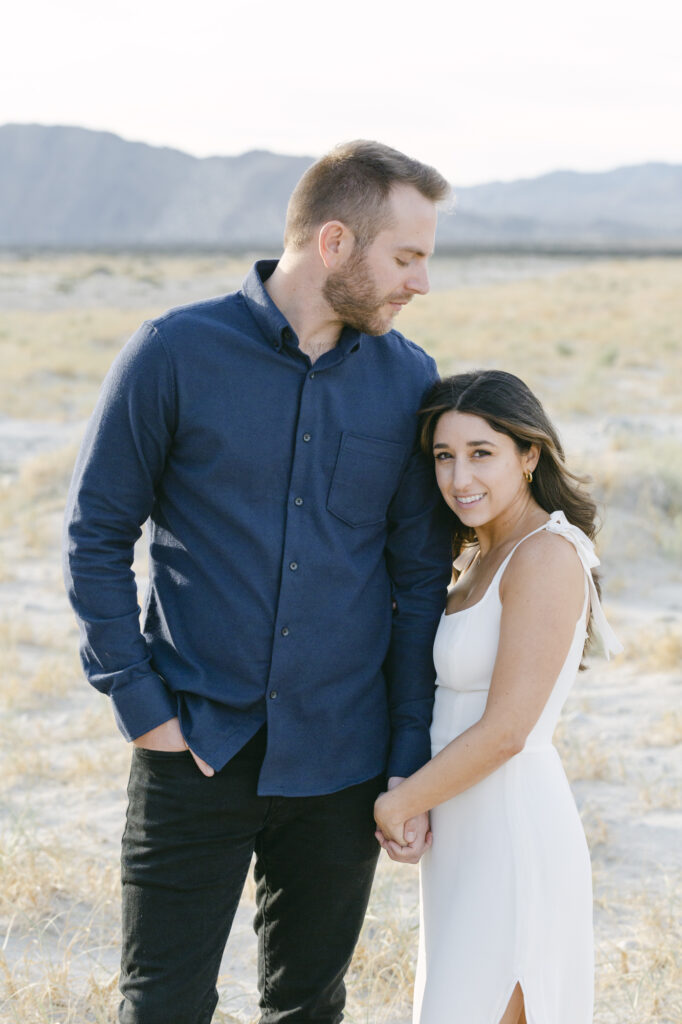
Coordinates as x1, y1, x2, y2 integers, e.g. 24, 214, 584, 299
264, 254, 345, 362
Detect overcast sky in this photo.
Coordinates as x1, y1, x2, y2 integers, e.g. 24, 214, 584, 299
2, 0, 680, 185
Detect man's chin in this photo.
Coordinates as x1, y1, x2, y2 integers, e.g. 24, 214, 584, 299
364, 312, 396, 337
364, 322, 392, 337
343, 306, 397, 337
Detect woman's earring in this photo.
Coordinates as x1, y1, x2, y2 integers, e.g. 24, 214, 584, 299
524, 470, 533, 484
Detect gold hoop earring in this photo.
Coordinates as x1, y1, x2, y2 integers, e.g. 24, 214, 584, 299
524, 470, 533, 484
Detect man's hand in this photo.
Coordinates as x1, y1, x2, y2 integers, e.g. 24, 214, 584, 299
374, 776, 432, 865
133, 717, 215, 777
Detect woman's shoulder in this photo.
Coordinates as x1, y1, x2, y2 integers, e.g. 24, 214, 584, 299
499, 524, 585, 603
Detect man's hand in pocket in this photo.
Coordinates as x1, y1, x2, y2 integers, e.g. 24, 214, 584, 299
133, 717, 215, 777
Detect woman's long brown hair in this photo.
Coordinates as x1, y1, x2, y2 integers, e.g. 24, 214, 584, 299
419, 370, 601, 657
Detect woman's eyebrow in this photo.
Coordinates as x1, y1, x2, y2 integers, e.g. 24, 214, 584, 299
433, 440, 499, 449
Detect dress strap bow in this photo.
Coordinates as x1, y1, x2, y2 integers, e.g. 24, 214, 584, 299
544, 511, 623, 659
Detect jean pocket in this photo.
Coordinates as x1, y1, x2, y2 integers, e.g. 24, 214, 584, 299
327, 432, 406, 528
133, 747, 192, 760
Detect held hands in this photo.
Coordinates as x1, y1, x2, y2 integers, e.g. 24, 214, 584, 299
133, 717, 215, 777
374, 777, 432, 865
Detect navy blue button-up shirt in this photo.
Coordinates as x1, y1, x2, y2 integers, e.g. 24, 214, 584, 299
63, 261, 451, 795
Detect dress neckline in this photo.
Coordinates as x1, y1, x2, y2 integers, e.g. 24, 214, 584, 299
442, 517, 551, 619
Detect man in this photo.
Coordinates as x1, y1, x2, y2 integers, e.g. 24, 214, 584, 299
63, 140, 452, 1024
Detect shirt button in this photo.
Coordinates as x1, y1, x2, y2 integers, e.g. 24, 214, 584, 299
294, 497, 304, 506
281, 626, 290, 636
282, 326, 292, 340
289, 561, 298, 571
270, 690, 278, 699
302, 433, 311, 442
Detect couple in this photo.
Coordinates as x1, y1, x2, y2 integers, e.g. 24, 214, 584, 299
63, 141, 620, 1024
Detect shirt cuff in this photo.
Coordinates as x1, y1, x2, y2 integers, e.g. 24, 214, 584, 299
387, 723, 432, 780
110, 672, 178, 741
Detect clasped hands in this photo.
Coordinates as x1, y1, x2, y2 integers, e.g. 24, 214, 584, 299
374, 777, 431, 865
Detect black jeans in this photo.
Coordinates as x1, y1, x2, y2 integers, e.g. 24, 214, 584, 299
119, 728, 383, 1024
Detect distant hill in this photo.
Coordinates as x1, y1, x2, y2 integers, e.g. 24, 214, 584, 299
450, 164, 682, 247
0, 124, 312, 248
1, 124, 681, 250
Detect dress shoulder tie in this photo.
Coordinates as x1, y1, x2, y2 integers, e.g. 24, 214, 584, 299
544, 510, 623, 660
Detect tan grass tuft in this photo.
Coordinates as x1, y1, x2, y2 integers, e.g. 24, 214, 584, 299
346, 860, 418, 1023
647, 710, 682, 749
627, 622, 682, 673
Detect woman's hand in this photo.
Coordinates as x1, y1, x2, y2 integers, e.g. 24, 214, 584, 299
374, 789, 409, 847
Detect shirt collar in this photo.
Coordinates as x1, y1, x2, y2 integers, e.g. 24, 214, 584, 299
241, 259, 363, 357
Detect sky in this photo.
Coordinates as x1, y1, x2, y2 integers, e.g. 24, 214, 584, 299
2, 0, 681, 185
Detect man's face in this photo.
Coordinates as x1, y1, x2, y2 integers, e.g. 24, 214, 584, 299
322, 184, 437, 336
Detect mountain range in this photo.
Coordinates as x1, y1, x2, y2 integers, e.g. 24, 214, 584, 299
1, 124, 681, 250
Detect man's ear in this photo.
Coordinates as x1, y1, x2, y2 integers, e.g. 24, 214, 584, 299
318, 221, 355, 269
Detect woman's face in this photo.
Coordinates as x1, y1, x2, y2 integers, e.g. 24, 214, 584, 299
432, 410, 538, 528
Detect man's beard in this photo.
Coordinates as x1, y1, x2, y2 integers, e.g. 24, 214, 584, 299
323, 248, 405, 336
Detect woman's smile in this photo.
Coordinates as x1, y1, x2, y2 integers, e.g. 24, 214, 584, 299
454, 492, 486, 507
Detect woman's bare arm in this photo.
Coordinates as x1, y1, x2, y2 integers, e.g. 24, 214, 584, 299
374, 531, 586, 844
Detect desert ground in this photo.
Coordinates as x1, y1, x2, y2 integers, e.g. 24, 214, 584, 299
0, 252, 680, 1023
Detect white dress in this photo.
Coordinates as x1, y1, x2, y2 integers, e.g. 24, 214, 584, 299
413, 511, 622, 1024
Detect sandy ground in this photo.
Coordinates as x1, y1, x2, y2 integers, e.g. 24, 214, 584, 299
1, 254, 680, 1023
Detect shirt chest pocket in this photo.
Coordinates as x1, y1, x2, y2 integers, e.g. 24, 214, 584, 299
327, 432, 407, 528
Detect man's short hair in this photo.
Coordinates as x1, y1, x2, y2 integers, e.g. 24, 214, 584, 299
284, 140, 451, 251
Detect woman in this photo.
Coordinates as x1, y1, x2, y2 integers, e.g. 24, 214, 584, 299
374, 370, 621, 1024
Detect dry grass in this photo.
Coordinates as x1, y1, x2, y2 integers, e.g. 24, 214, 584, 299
1, 253, 680, 1023
12, 444, 80, 509
594, 880, 682, 1024
0, 251, 252, 420
345, 861, 418, 1023
580, 804, 611, 851
0, 955, 120, 1024
0, 251, 250, 293
0, 617, 75, 666
554, 726, 622, 783
647, 710, 682, 749
2, 255, 681, 423
399, 257, 682, 418
627, 621, 682, 673
1, 828, 119, 922
0, 308, 142, 420
0, 663, 73, 715
637, 782, 682, 812
589, 435, 682, 563
0, 820, 122, 1023
0, 443, 80, 561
